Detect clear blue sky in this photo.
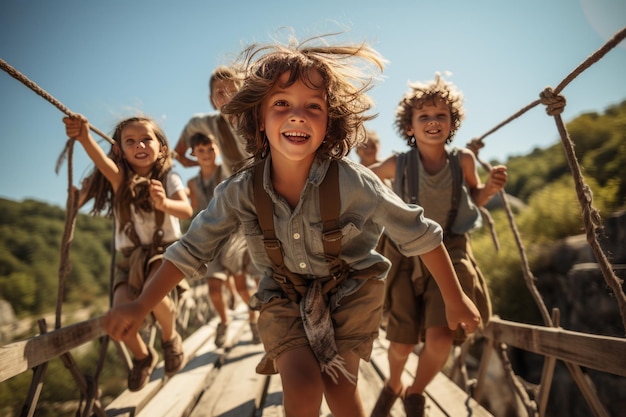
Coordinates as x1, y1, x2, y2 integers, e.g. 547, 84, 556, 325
1, 0, 624, 209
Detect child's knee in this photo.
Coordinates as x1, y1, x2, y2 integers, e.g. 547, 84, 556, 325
425, 327, 454, 351
389, 341, 415, 357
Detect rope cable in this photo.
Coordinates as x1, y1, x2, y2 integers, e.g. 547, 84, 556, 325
0, 57, 114, 145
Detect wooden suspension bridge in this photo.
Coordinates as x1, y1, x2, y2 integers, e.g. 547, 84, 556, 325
1, 26, 626, 417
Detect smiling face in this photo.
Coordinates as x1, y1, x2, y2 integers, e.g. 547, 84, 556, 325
406, 97, 452, 148
260, 70, 328, 167
119, 120, 164, 176
192, 142, 218, 168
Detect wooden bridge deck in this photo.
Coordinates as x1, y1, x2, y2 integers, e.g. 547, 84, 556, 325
105, 304, 493, 417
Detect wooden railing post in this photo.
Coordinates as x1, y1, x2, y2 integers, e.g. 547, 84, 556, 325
473, 336, 493, 401
536, 308, 559, 417
19, 320, 49, 417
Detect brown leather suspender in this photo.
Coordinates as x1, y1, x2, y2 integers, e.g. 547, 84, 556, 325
253, 160, 346, 302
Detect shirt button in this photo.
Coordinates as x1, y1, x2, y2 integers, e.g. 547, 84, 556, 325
299, 262, 306, 269
293, 233, 301, 239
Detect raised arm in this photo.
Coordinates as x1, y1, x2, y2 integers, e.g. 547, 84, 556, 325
63, 115, 123, 191
174, 136, 199, 168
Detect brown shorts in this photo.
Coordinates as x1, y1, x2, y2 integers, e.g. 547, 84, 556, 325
255, 278, 385, 374
383, 234, 492, 345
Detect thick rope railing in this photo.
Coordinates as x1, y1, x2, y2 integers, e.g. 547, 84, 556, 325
469, 26, 626, 332
465, 26, 626, 417
0, 58, 114, 145
0, 57, 111, 416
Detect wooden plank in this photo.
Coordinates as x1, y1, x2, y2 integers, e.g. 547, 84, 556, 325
135, 327, 224, 417
0, 316, 105, 382
259, 374, 284, 417
106, 321, 218, 417
188, 316, 266, 417
483, 317, 626, 376
359, 358, 390, 415
373, 330, 493, 417
368, 337, 412, 417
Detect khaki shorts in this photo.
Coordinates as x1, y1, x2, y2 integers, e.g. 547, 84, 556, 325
383, 234, 492, 345
113, 248, 165, 298
203, 231, 258, 281
255, 278, 385, 374
114, 244, 189, 300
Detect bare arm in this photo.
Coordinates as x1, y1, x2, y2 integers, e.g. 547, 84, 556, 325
368, 154, 398, 182
104, 260, 185, 340
63, 115, 123, 191
150, 180, 193, 220
461, 150, 507, 207
419, 243, 481, 333
174, 136, 199, 168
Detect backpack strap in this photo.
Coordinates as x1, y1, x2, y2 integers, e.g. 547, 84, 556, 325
445, 147, 463, 234
400, 147, 463, 235
152, 209, 165, 254
122, 186, 166, 254
393, 148, 419, 204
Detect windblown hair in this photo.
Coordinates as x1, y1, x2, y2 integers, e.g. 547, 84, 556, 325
209, 65, 243, 110
395, 73, 465, 147
221, 34, 385, 163
81, 116, 173, 229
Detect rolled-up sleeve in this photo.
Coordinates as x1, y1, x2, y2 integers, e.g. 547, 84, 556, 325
369, 171, 443, 256
164, 178, 242, 279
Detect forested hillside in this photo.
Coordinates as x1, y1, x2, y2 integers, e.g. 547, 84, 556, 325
0, 199, 112, 317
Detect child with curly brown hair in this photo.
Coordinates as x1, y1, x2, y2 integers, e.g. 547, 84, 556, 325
103, 37, 480, 417
369, 73, 507, 417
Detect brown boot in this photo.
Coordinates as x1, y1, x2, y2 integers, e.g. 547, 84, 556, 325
403, 392, 426, 417
215, 322, 228, 347
127, 346, 158, 392
162, 332, 185, 376
370, 383, 401, 417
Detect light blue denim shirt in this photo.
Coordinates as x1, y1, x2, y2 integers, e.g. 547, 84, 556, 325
165, 155, 442, 304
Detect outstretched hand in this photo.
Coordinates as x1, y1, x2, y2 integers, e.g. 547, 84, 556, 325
445, 292, 481, 334
485, 165, 508, 195
103, 302, 146, 341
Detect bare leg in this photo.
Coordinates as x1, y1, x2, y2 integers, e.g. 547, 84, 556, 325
276, 346, 324, 417
113, 284, 148, 359
207, 277, 228, 324
225, 274, 238, 309
234, 273, 258, 322
146, 260, 178, 343
406, 326, 453, 395
323, 351, 366, 417
386, 341, 414, 395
